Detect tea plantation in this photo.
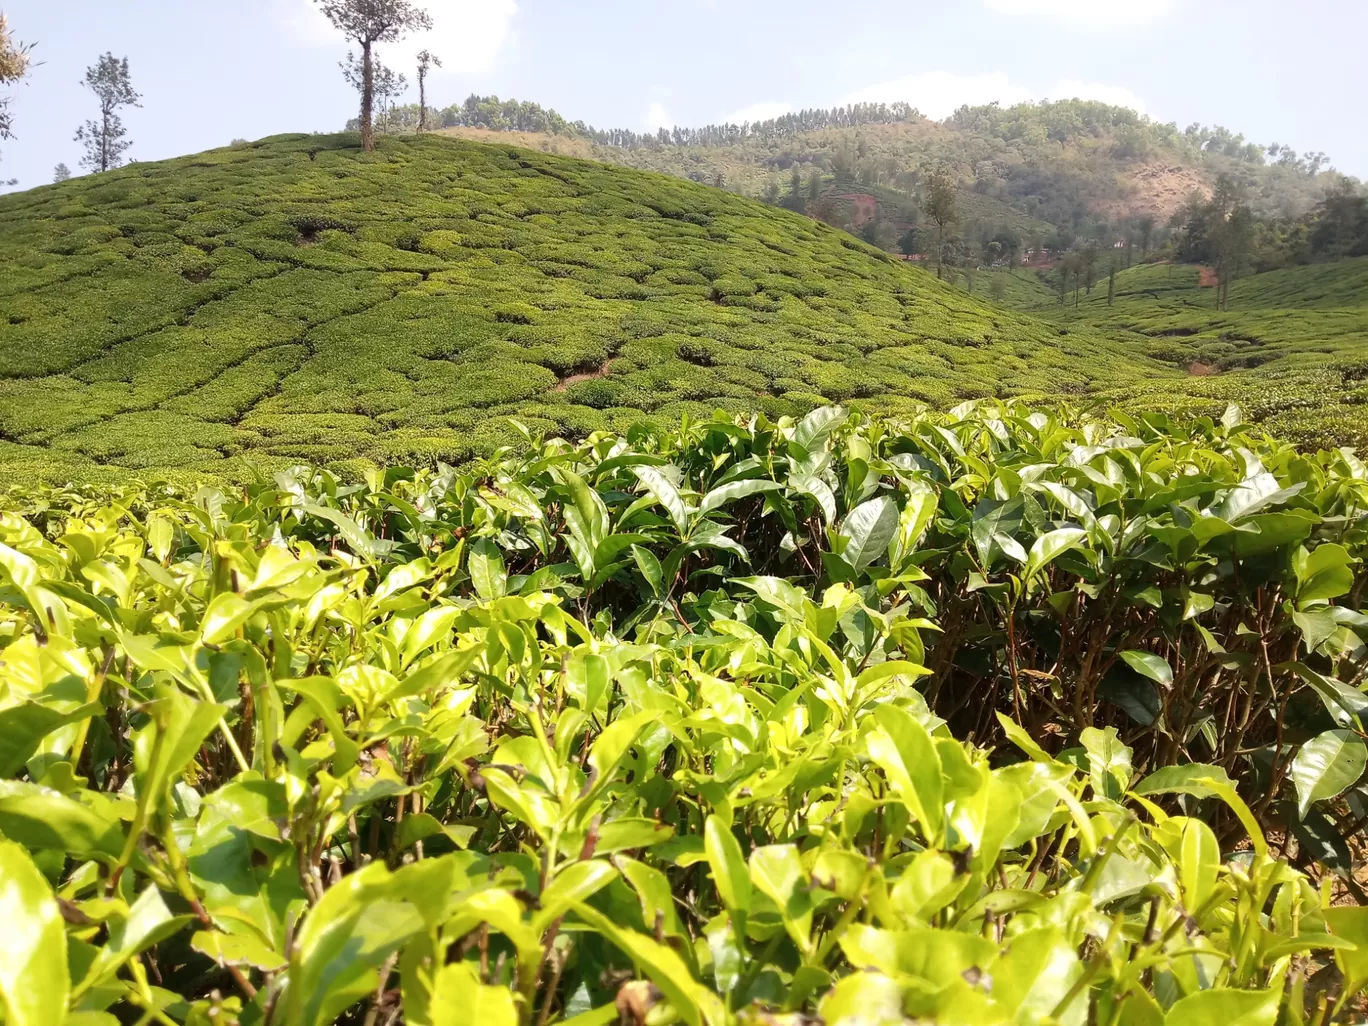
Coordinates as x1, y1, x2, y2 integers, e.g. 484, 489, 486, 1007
984, 259, 1368, 451
6, 131, 1368, 1026
0, 133, 1158, 482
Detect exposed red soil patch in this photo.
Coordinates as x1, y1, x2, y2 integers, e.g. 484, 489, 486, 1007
1095, 162, 1211, 223
1197, 266, 1220, 288
1188, 361, 1217, 376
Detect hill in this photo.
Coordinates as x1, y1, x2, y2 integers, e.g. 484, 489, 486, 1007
0, 132, 1158, 480
419, 97, 1352, 250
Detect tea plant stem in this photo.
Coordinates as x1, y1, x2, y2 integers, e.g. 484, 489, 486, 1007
1050, 912, 1123, 1020
361, 952, 398, 1026
731, 932, 782, 1009
157, 821, 260, 1001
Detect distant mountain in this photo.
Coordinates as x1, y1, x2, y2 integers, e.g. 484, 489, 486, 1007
374, 95, 1352, 257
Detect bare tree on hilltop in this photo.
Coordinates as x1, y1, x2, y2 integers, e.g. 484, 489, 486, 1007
314, 0, 432, 152
75, 53, 140, 172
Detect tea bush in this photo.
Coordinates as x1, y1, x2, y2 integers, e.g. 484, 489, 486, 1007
1, 402, 1366, 1025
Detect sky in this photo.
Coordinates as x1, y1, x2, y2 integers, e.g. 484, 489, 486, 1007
2, 0, 1366, 192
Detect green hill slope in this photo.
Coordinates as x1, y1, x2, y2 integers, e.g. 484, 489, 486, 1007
1039, 260, 1368, 369
980, 258, 1368, 449
0, 133, 1157, 480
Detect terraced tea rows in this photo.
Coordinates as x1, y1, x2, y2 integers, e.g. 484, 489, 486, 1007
984, 259, 1368, 450
0, 133, 1158, 482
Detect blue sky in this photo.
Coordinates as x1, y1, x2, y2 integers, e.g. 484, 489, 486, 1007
2, 0, 1366, 192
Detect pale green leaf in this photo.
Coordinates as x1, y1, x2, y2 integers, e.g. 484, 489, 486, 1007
0, 841, 68, 1026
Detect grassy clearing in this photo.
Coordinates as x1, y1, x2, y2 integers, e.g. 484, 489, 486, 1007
0, 133, 1159, 482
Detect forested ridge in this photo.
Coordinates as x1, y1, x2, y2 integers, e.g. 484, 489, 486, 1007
406, 94, 1353, 250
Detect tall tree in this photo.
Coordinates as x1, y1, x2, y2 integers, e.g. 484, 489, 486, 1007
74, 53, 140, 172
1080, 244, 1099, 295
1216, 205, 1253, 311
52, 162, 70, 183
786, 166, 803, 211
897, 227, 919, 258
1204, 174, 1254, 311
1060, 253, 1084, 307
1312, 177, 1366, 260
0, 14, 35, 148
415, 48, 440, 131
1137, 215, 1156, 257
921, 166, 958, 281
1107, 255, 1117, 306
375, 63, 406, 132
315, 0, 432, 152
342, 52, 405, 135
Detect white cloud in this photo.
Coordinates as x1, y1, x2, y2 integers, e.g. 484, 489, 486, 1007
280, 0, 518, 77
843, 71, 1149, 120
645, 102, 674, 131
721, 102, 794, 125
984, 0, 1175, 24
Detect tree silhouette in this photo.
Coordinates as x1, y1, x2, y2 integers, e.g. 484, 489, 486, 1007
315, 0, 431, 152
75, 53, 140, 172
921, 166, 959, 281
416, 49, 440, 132
0, 14, 36, 149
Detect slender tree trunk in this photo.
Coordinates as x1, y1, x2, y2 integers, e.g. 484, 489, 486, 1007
418, 72, 426, 132
360, 40, 375, 152
936, 223, 944, 280
101, 106, 111, 172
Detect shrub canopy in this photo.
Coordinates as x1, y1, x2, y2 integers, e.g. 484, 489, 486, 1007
1, 402, 1366, 1024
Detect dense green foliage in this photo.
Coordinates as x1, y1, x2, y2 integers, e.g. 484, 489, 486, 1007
1175, 179, 1368, 274
0, 132, 1159, 481
3, 404, 1368, 1025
